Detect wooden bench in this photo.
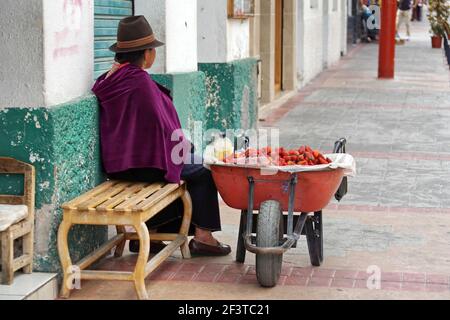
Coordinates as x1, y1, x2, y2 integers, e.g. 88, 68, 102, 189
57, 180, 192, 300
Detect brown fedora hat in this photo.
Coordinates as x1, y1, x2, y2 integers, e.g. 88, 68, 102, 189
109, 15, 164, 53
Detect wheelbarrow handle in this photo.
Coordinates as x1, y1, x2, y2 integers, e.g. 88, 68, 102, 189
333, 138, 347, 154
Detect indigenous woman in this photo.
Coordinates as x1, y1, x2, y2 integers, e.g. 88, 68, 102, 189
92, 16, 231, 256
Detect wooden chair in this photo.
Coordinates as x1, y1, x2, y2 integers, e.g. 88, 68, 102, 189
0, 157, 35, 285
58, 180, 192, 300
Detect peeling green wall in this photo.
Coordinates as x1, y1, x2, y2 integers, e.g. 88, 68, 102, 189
0, 96, 107, 273
199, 58, 259, 132
0, 62, 258, 273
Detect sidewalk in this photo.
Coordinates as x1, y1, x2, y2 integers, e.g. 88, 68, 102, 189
68, 20, 450, 300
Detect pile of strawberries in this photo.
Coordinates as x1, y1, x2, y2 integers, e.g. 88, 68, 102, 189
223, 146, 333, 167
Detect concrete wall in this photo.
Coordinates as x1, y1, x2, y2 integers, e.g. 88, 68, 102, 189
0, 96, 107, 273
297, 0, 347, 88
134, 0, 167, 74
0, 0, 93, 109
135, 0, 198, 73
327, 0, 343, 67
165, 0, 198, 72
197, 0, 250, 63
0, 0, 44, 109
297, 0, 324, 86
43, 0, 94, 106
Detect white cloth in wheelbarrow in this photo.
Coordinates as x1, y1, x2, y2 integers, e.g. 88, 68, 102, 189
204, 153, 356, 177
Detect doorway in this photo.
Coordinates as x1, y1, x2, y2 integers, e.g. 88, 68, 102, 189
275, 0, 284, 93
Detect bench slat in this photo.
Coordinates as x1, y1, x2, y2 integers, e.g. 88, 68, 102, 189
114, 183, 164, 211
96, 183, 148, 211
132, 183, 181, 212
62, 180, 117, 209
77, 182, 132, 210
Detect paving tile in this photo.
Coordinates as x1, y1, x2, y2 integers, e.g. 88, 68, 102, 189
291, 267, 313, 277
216, 273, 242, 284
312, 269, 336, 278
401, 282, 426, 292
330, 278, 355, 289
170, 272, 196, 282
201, 264, 227, 274
381, 272, 403, 283
425, 284, 450, 293
307, 277, 332, 287
284, 276, 309, 286
194, 272, 220, 283
179, 263, 205, 273
334, 270, 358, 279
426, 274, 449, 285
402, 273, 426, 284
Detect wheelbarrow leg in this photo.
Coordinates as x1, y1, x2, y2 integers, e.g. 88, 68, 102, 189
236, 210, 247, 263
305, 211, 324, 267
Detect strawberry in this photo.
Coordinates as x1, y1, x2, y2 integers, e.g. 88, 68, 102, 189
298, 146, 306, 154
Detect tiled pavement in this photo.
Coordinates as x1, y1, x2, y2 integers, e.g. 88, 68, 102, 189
67, 19, 450, 300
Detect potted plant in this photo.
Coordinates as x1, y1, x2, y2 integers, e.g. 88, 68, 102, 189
427, 0, 450, 48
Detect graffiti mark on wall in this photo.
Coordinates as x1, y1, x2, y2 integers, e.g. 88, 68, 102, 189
53, 0, 84, 60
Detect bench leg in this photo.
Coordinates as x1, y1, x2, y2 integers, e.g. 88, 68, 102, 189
133, 222, 150, 300
57, 219, 74, 299
1, 230, 14, 285
22, 225, 34, 274
180, 192, 193, 259
114, 226, 127, 258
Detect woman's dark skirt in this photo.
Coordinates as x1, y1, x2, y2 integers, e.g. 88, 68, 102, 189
108, 161, 222, 236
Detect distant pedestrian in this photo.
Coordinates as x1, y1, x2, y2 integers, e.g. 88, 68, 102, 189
411, 0, 423, 21
396, 0, 418, 40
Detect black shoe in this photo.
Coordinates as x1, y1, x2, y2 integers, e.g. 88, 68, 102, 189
188, 239, 231, 256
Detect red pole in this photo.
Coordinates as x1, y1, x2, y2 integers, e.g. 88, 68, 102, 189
378, 0, 397, 79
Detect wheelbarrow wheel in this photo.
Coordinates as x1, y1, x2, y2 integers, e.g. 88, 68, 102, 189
305, 212, 323, 267
256, 200, 283, 287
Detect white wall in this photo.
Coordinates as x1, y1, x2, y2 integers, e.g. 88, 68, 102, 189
43, 0, 94, 106
197, 0, 250, 63
0, 0, 45, 108
166, 0, 198, 72
136, 0, 198, 73
227, 19, 250, 61
0, 0, 93, 109
327, 0, 342, 66
297, 0, 324, 86
135, 0, 167, 74
297, 0, 347, 88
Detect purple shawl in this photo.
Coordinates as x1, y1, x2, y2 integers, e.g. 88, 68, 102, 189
92, 64, 187, 183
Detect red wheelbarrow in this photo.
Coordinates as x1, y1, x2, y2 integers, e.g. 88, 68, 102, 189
210, 139, 349, 287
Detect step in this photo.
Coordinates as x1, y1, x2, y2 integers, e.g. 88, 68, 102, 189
0, 272, 58, 300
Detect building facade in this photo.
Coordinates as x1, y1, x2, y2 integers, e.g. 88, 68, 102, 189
0, 0, 349, 273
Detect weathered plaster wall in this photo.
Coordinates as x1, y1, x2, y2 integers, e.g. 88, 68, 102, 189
199, 58, 258, 132
0, 0, 45, 109
43, 0, 94, 106
297, 0, 324, 87
227, 19, 250, 61
198, 0, 250, 63
134, 0, 167, 74
197, 0, 228, 63
297, 0, 347, 88
327, 1, 343, 67
0, 96, 107, 272
165, 0, 198, 73
136, 0, 198, 73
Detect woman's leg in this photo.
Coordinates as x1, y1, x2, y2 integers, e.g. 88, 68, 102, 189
181, 160, 222, 245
